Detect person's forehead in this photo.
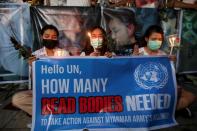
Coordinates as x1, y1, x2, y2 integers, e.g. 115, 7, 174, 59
150, 32, 162, 37
92, 28, 102, 34
109, 18, 126, 30
109, 18, 122, 26
43, 29, 57, 35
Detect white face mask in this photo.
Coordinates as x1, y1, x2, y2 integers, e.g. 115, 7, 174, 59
90, 38, 103, 49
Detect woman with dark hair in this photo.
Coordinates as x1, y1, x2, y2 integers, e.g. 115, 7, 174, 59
83, 26, 110, 56
12, 24, 69, 116
136, 25, 196, 117
138, 25, 166, 56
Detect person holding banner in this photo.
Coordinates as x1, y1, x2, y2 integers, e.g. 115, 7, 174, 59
31, 24, 70, 58
134, 25, 176, 61
12, 24, 70, 116
106, 8, 140, 56
135, 25, 196, 116
82, 26, 111, 56
136, 25, 166, 56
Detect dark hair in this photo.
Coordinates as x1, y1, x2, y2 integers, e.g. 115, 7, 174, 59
104, 8, 136, 26
144, 25, 164, 39
140, 25, 164, 46
40, 24, 59, 37
83, 26, 109, 55
89, 26, 107, 42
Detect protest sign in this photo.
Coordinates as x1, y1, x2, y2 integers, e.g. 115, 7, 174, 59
32, 57, 177, 131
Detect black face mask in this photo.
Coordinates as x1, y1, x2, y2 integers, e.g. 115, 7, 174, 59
42, 39, 59, 49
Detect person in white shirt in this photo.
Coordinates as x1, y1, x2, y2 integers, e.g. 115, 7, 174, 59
135, 25, 196, 113
137, 25, 166, 56
12, 24, 69, 115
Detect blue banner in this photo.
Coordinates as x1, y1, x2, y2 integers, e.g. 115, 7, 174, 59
32, 56, 177, 131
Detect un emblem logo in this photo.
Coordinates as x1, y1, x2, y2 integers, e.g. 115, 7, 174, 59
134, 62, 168, 89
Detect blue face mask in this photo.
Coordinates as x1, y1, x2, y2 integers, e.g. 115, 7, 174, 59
147, 40, 162, 51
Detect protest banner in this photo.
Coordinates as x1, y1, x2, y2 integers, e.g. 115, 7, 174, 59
32, 56, 177, 131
